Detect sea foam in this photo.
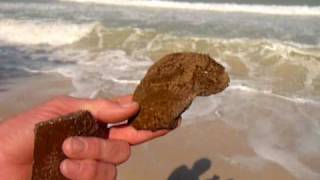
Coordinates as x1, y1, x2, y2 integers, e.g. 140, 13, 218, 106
0, 19, 95, 46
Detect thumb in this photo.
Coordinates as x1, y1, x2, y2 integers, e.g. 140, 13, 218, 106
77, 98, 139, 124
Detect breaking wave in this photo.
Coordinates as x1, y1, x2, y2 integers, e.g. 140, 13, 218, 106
0, 19, 96, 46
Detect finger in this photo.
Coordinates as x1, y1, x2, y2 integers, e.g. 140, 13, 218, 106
109, 126, 168, 145
112, 95, 134, 105
53, 96, 139, 123
60, 159, 116, 180
63, 137, 130, 165
80, 99, 139, 123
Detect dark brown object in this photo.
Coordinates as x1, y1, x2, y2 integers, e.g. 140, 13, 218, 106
130, 52, 229, 131
32, 110, 107, 180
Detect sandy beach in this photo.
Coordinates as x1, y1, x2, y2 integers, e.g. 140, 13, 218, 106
118, 120, 296, 180
0, 74, 72, 121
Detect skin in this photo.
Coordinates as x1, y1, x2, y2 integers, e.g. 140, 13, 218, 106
0, 95, 168, 180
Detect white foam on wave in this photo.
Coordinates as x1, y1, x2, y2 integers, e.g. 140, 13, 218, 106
49, 49, 152, 97
0, 19, 96, 46
250, 136, 320, 180
182, 82, 319, 125
60, 0, 320, 16
216, 83, 320, 180
228, 84, 320, 105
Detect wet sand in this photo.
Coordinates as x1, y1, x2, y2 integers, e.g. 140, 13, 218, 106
118, 120, 295, 180
0, 74, 302, 180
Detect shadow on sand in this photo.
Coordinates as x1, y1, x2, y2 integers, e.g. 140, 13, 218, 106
168, 158, 231, 180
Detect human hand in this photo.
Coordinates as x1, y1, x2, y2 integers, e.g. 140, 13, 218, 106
0, 95, 168, 180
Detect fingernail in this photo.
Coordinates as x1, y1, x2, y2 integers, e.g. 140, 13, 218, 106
121, 101, 139, 108
70, 137, 85, 153
61, 160, 80, 175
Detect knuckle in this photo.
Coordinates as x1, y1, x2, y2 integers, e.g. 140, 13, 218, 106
91, 99, 115, 117
97, 164, 117, 180
107, 142, 120, 157
87, 138, 103, 157
81, 160, 98, 180
84, 139, 131, 164
47, 95, 74, 108
119, 142, 131, 162
109, 141, 131, 164
102, 164, 117, 180
95, 98, 111, 106
108, 165, 117, 180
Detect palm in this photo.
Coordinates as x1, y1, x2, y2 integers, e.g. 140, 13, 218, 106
0, 96, 167, 180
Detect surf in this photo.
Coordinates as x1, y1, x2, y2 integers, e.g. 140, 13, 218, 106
0, 19, 96, 46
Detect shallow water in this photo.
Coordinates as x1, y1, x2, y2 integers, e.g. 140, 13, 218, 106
0, 0, 319, 179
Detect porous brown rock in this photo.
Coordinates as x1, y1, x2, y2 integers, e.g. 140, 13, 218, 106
130, 52, 230, 131
31, 110, 107, 180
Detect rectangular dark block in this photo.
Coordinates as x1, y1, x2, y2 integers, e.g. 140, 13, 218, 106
32, 110, 107, 180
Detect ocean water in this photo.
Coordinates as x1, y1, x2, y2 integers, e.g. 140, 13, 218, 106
0, 0, 320, 179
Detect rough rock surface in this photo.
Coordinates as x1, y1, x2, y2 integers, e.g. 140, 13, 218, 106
32, 111, 107, 180
130, 52, 229, 131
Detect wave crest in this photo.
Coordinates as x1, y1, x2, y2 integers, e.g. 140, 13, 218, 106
0, 19, 96, 46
